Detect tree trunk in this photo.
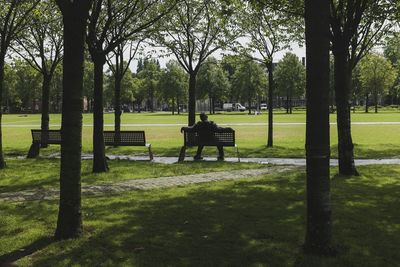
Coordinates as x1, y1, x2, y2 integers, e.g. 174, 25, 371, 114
290, 96, 293, 114
304, 0, 334, 255
40, 75, 52, 148
374, 93, 378, 113
55, 2, 90, 239
188, 72, 197, 126
177, 95, 180, 115
0, 56, 6, 169
365, 94, 369, 113
334, 49, 358, 176
172, 97, 175, 115
286, 93, 290, 113
92, 58, 108, 173
267, 63, 274, 147
248, 97, 252, 115
114, 75, 122, 145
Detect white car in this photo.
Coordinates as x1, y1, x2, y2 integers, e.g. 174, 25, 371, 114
260, 103, 267, 110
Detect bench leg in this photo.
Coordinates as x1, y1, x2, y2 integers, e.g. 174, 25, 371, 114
146, 144, 154, 161
27, 143, 40, 158
235, 144, 240, 162
178, 146, 186, 162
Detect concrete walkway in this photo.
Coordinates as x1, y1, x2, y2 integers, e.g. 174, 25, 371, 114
0, 165, 299, 202
86, 154, 400, 166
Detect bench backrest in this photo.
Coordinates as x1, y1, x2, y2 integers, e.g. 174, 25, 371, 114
103, 131, 146, 146
183, 128, 235, 146
31, 130, 62, 144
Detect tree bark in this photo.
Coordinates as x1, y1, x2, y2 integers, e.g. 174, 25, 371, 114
40, 75, 52, 148
304, 0, 334, 255
374, 93, 378, 113
267, 63, 274, 147
365, 94, 369, 113
55, 1, 90, 239
114, 75, 122, 145
0, 57, 6, 169
334, 51, 358, 176
188, 72, 197, 126
92, 58, 108, 173
286, 93, 290, 114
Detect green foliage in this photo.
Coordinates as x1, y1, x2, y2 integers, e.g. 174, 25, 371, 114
158, 60, 188, 111
231, 59, 267, 103
274, 53, 305, 99
359, 54, 397, 101
12, 59, 41, 112
196, 57, 230, 102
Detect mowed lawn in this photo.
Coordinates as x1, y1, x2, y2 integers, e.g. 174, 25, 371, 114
2, 110, 400, 158
0, 164, 399, 266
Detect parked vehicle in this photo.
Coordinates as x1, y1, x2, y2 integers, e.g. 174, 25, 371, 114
223, 103, 246, 112
260, 103, 267, 110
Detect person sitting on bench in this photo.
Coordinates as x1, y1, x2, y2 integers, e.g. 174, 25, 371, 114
181, 112, 227, 160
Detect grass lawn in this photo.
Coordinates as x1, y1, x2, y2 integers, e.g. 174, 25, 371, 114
0, 164, 399, 266
2, 111, 400, 158
0, 159, 265, 194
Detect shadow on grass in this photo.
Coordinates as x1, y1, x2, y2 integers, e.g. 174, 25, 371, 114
0, 236, 54, 265
2, 166, 400, 266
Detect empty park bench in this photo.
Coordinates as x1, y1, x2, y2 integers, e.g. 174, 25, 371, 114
27, 129, 62, 158
178, 128, 240, 162
103, 130, 153, 160
27, 130, 153, 160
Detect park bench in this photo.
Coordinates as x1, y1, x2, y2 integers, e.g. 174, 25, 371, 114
27, 130, 153, 160
27, 129, 62, 158
103, 130, 153, 160
178, 128, 240, 162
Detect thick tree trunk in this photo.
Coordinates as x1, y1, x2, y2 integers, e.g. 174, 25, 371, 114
114, 75, 122, 145
374, 93, 378, 113
267, 63, 274, 147
188, 72, 197, 126
55, 2, 90, 239
365, 94, 369, 113
0, 57, 6, 169
334, 51, 358, 176
92, 58, 108, 173
40, 75, 52, 148
304, 0, 334, 255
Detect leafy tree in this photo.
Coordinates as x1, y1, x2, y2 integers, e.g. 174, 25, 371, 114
83, 60, 95, 112
12, 0, 63, 144
158, 60, 188, 115
384, 33, 400, 105
231, 59, 267, 114
359, 53, 396, 113
330, 0, 396, 176
153, 0, 238, 125
196, 57, 230, 114
106, 40, 142, 135
137, 58, 161, 112
131, 77, 146, 112
2, 63, 18, 112
235, 1, 302, 146
87, 0, 173, 173
0, 0, 40, 168
304, 0, 333, 255
54, 0, 92, 240
274, 53, 305, 114
13, 59, 41, 111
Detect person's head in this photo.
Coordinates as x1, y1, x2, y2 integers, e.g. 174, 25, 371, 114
199, 112, 208, 122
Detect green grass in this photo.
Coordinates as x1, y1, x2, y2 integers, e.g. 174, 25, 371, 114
3, 111, 400, 159
0, 159, 265, 194
0, 164, 399, 266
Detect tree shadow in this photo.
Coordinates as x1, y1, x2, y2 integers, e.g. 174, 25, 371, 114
0, 236, 54, 265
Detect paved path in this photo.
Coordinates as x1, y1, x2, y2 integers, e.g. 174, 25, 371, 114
0, 165, 299, 203
52, 154, 400, 166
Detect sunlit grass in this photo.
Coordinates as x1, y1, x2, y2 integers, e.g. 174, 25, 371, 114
1, 165, 399, 266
